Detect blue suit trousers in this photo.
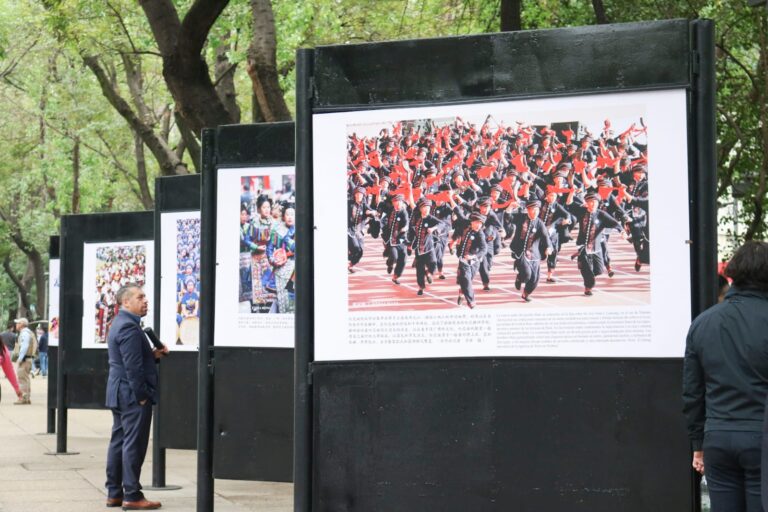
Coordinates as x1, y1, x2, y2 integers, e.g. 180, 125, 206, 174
105, 395, 153, 501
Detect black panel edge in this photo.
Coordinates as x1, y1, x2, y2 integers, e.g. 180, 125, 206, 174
295, 48, 315, 512
690, 19, 718, 317
687, 18, 717, 512
214, 121, 296, 166
156, 174, 202, 212
152, 177, 163, 464
313, 19, 692, 110
313, 18, 688, 53
198, 128, 217, 512
49, 235, 60, 259
48, 236, 59, 431
55, 219, 68, 451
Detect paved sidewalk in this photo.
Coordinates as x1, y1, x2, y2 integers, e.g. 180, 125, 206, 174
0, 376, 292, 511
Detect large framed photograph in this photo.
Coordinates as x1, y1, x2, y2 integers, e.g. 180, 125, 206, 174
48, 258, 60, 347
214, 166, 296, 347
313, 89, 691, 360
160, 211, 200, 351
81, 240, 155, 349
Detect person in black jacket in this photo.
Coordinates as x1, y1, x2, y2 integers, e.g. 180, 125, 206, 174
682, 241, 768, 512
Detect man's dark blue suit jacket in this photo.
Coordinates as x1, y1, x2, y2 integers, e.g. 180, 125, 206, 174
105, 309, 158, 408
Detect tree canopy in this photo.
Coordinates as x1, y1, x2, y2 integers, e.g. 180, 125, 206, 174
0, 0, 763, 320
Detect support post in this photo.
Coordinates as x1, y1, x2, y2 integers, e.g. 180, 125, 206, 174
196, 127, 217, 512
47, 226, 78, 456
294, 47, 315, 512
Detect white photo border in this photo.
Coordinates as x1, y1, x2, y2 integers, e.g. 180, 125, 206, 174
160, 211, 200, 352
312, 89, 691, 361
81, 240, 155, 349
214, 165, 296, 348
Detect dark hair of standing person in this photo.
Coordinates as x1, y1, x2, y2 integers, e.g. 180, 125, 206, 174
717, 274, 730, 303
724, 241, 768, 291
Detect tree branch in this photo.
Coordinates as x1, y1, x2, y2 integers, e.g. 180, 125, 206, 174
591, 0, 609, 24
179, 0, 231, 57
3, 255, 30, 313
83, 55, 188, 175
716, 43, 758, 91
137, 0, 181, 55
107, 1, 140, 55
499, 0, 521, 32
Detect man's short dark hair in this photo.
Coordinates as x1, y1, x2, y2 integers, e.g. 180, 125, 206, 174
725, 241, 768, 291
115, 284, 142, 306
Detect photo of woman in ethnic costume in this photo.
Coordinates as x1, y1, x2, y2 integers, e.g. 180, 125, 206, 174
239, 174, 296, 314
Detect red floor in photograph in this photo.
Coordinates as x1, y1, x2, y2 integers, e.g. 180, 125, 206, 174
348, 234, 650, 311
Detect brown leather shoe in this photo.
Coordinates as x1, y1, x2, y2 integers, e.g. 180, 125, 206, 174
121, 499, 161, 510
106, 497, 123, 507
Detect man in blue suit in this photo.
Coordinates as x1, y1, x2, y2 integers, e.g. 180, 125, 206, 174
105, 284, 168, 510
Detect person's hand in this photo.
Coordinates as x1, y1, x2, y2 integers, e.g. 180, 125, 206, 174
545, 248, 553, 257
139, 399, 147, 406
153, 346, 169, 360
692, 450, 704, 475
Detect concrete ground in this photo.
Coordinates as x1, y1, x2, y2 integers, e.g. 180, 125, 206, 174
0, 375, 292, 511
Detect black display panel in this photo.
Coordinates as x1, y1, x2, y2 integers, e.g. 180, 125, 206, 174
198, 122, 296, 489
154, 174, 201, 450
59, 211, 154, 408
295, 19, 716, 511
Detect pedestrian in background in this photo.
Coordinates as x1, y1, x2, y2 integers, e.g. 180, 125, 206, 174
0, 341, 22, 403
36, 325, 48, 377
683, 241, 768, 512
13, 318, 37, 405
0, 321, 16, 353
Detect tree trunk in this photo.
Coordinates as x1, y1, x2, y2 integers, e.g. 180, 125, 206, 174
591, 0, 609, 25
252, 93, 265, 123
139, 0, 236, 135
744, 18, 767, 240
215, 36, 241, 123
3, 256, 31, 319
175, 111, 202, 172
247, 0, 292, 122
133, 132, 154, 209
0, 219, 50, 320
122, 54, 154, 125
30, 251, 46, 321
84, 55, 189, 176
72, 136, 81, 213
500, 0, 522, 32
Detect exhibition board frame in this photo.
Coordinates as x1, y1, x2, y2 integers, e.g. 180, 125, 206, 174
197, 122, 296, 512
295, 19, 716, 512
46, 236, 59, 434
150, 174, 201, 489
56, 211, 154, 453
